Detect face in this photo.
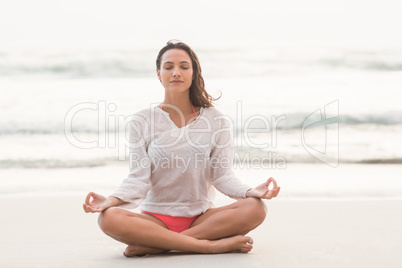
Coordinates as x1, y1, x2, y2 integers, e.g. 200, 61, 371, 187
157, 48, 193, 93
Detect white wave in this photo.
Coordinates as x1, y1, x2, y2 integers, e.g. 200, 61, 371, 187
1, 47, 402, 78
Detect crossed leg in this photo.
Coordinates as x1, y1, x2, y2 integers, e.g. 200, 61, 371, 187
98, 197, 267, 256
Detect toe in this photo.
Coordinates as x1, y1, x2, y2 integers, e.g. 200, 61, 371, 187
124, 245, 135, 257
244, 236, 253, 244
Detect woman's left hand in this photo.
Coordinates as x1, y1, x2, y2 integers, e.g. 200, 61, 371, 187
246, 177, 281, 199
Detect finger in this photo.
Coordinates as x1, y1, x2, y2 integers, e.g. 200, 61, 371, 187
270, 187, 281, 198
261, 189, 269, 198
267, 177, 272, 185
271, 178, 278, 189
85, 192, 94, 205
84, 203, 97, 213
266, 190, 274, 199
87, 206, 97, 213
88, 203, 104, 213
83, 203, 92, 213
265, 178, 272, 189
87, 192, 99, 205
273, 186, 281, 197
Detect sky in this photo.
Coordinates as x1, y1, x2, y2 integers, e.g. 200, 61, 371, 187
0, 0, 401, 49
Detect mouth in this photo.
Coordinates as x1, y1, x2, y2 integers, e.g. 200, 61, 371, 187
170, 80, 184, 83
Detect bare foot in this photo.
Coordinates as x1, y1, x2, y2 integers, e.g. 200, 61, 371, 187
124, 244, 169, 257
209, 235, 253, 254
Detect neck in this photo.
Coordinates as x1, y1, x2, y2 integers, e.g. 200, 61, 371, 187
162, 91, 194, 116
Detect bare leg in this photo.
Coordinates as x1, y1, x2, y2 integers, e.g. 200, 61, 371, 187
123, 212, 171, 256
185, 197, 266, 239
98, 206, 255, 255
124, 197, 266, 256
123, 198, 266, 256
124, 236, 253, 256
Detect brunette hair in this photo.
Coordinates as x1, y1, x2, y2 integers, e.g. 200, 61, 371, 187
156, 40, 220, 107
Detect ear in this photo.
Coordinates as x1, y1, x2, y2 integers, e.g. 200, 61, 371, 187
156, 69, 161, 82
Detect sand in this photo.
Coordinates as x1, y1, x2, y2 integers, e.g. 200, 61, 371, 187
1, 194, 401, 268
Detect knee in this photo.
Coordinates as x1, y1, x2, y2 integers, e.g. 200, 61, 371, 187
98, 207, 122, 235
241, 198, 267, 225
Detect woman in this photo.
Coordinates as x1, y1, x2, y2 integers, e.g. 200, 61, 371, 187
83, 40, 280, 256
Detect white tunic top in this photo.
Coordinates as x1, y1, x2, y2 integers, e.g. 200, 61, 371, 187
110, 105, 251, 217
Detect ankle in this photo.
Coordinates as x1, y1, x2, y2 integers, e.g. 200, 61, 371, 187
202, 240, 215, 254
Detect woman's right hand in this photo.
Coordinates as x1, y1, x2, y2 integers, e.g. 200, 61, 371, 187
83, 192, 113, 213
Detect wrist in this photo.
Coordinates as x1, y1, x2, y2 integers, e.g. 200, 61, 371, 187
107, 196, 119, 207
246, 188, 253, 198
107, 196, 128, 207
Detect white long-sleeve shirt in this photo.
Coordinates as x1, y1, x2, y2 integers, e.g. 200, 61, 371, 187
110, 105, 251, 217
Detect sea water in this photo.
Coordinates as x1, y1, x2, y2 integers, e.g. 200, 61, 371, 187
1, 46, 401, 197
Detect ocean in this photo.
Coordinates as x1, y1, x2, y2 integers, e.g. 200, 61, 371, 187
1, 45, 401, 197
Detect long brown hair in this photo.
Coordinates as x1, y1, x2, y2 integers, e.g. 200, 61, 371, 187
156, 40, 220, 108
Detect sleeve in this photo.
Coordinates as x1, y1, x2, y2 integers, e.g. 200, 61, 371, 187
110, 116, 152, 209
209, 117, 251, 199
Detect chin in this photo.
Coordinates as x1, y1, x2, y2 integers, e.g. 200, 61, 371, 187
167, 86, 190, 92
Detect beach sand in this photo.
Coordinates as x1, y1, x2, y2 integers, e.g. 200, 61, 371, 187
1, 193, 401, 267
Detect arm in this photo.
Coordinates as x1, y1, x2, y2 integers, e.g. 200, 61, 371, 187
209, 117, 251, 198
109, 118, 152, 208
210, 116, 280, 200
83, 115, 152, 213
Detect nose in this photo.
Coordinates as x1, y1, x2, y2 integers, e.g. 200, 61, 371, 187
173, 67, 181, 77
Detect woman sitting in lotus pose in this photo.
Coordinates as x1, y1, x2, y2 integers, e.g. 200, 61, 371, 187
83, 40, 280, 256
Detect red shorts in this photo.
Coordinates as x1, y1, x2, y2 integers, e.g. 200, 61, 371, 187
141, 210, 199, 233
